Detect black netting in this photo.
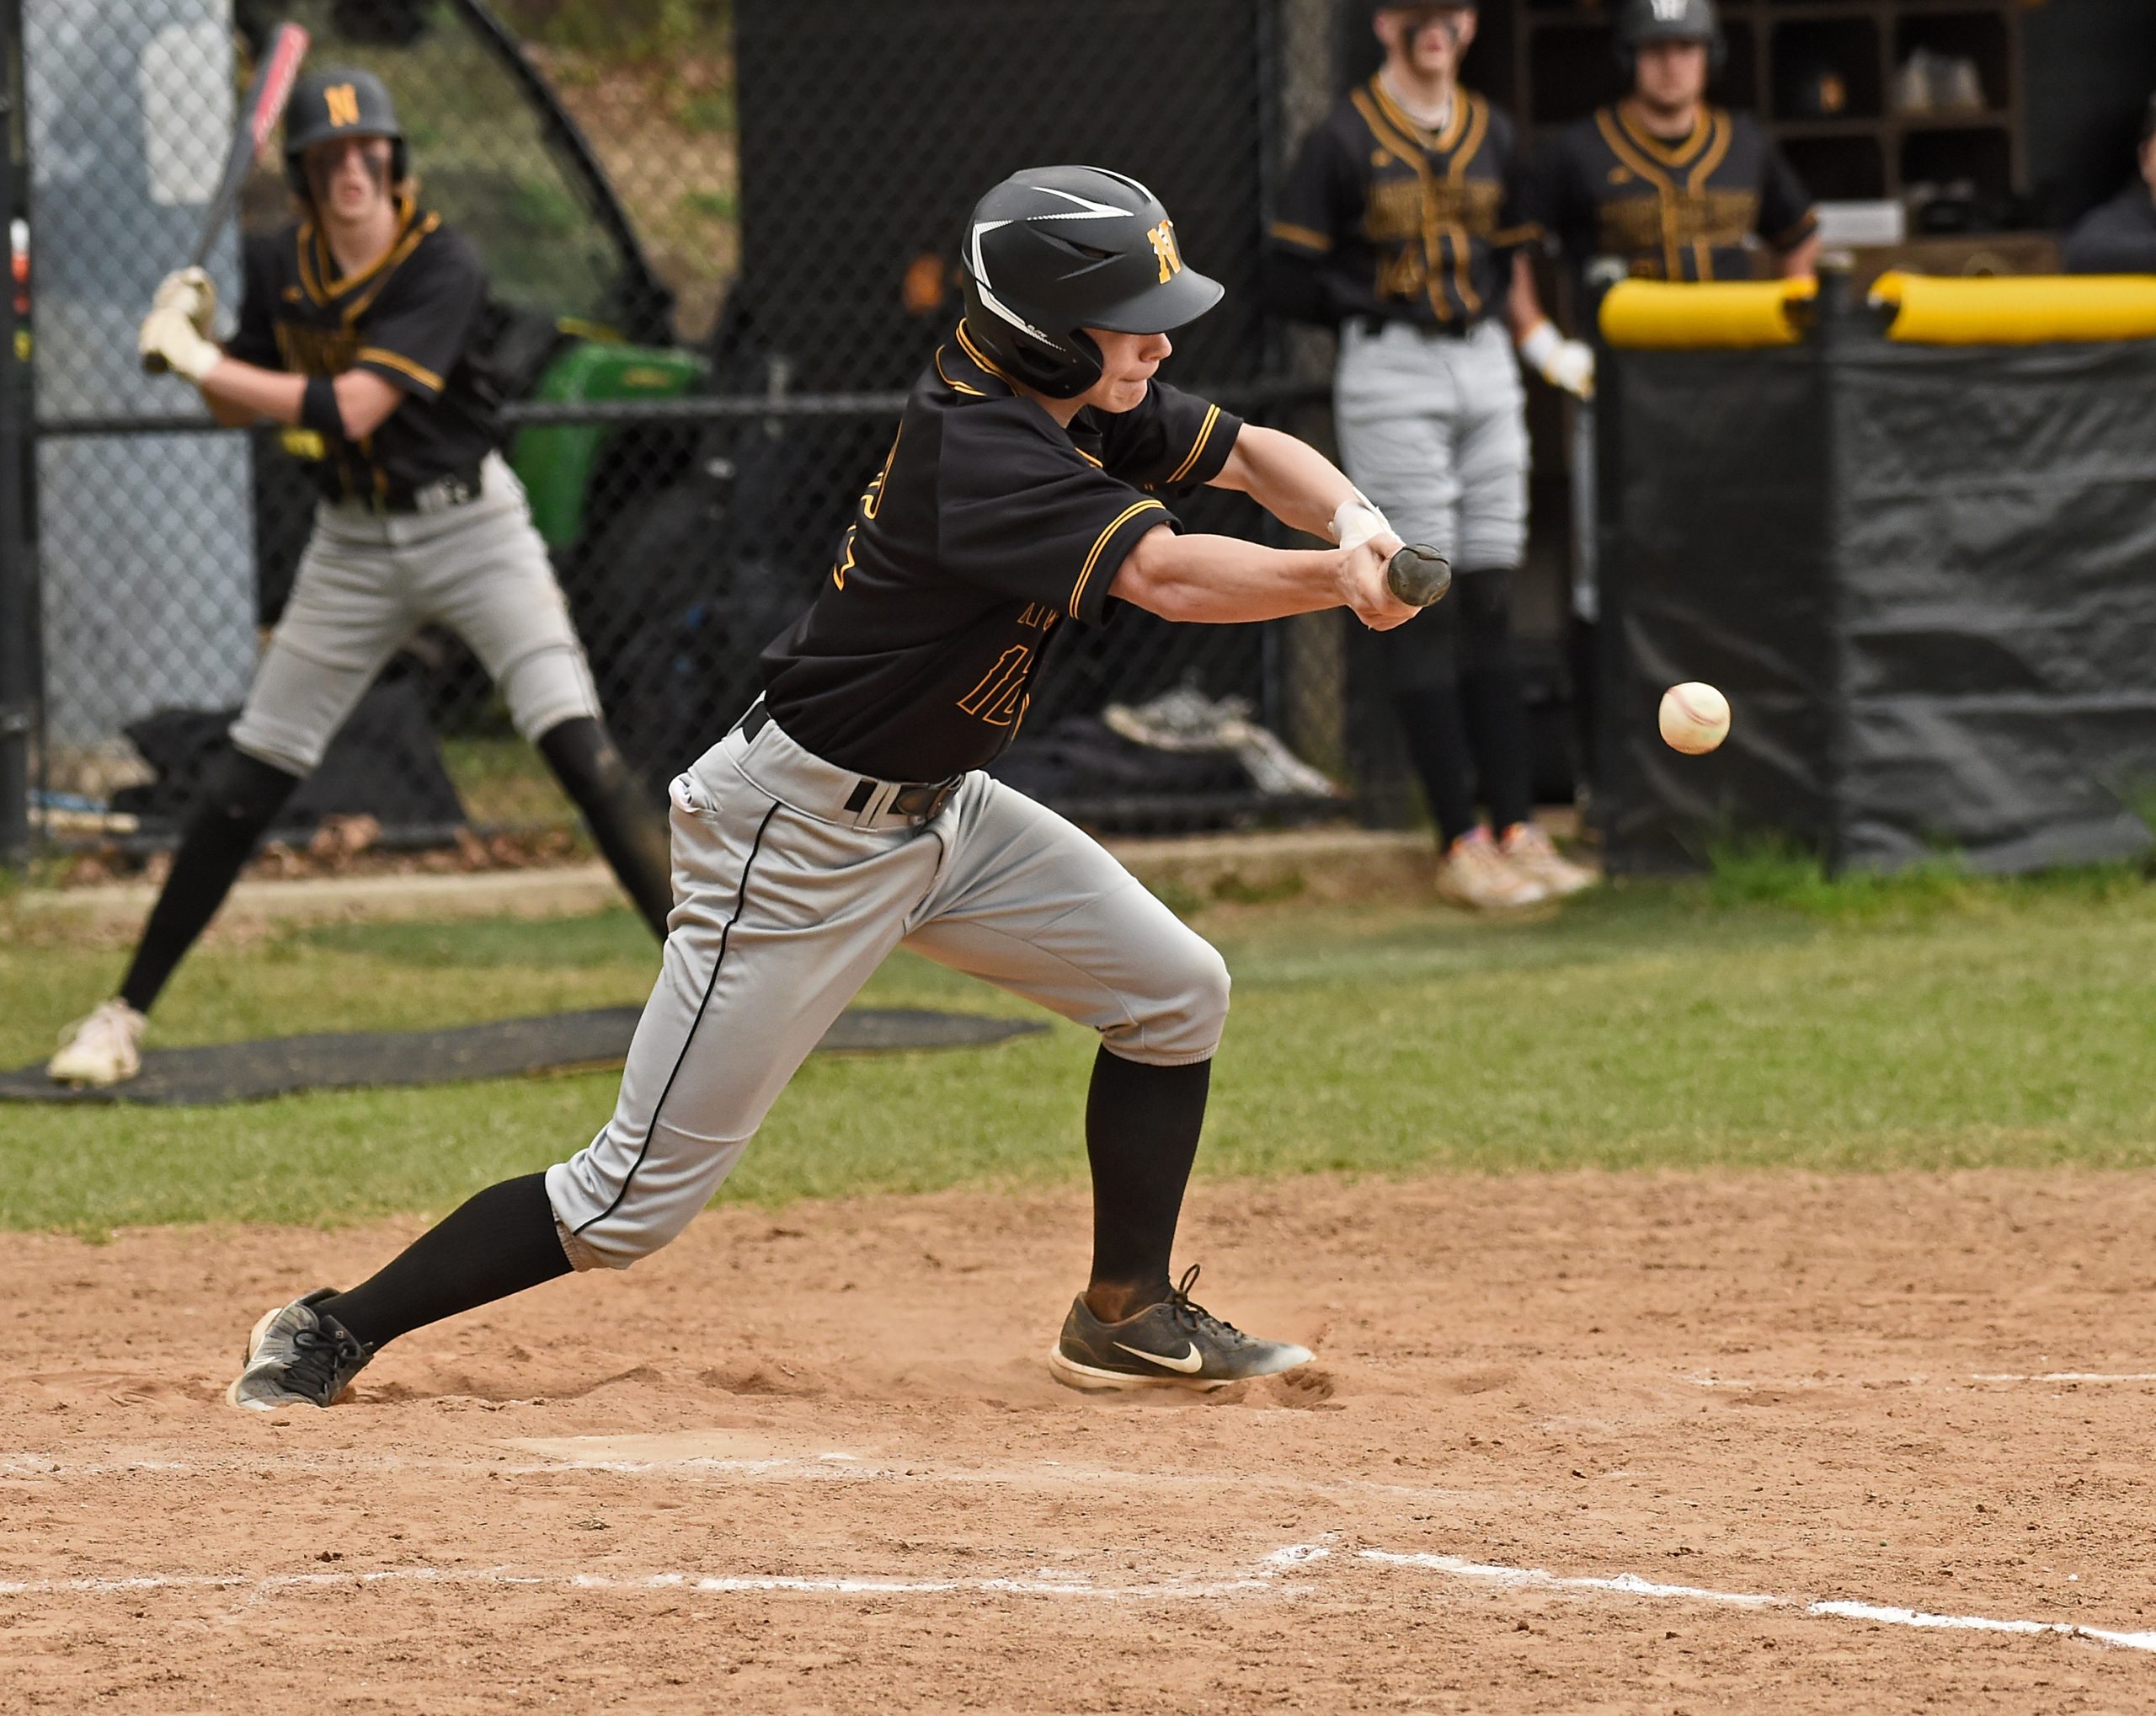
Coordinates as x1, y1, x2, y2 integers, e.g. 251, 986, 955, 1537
6, 0, 1392, 857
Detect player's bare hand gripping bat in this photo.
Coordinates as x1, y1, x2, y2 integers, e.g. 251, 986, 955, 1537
142, 23, 309, 374
1385, 543, 1451, 608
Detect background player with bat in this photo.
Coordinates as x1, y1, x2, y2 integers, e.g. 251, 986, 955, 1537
47, 66, 675, 1086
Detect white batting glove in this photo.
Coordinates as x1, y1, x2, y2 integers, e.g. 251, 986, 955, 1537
152, 265, 216, 337
1328, 490, 1392, 553
1518, 320, 1595, 400
138, 305, 222, 382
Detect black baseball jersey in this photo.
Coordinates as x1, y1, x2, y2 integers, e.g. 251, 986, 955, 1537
224, 195, 500, 503
1530, 104, 1817, 286
760, 322, 1243, 782
1266, 78, 1538, 330
2063, 187, 2156, 275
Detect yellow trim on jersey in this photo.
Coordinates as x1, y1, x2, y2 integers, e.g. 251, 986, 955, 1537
1687, 113, 1733, 277
1595, 107, 1684, 281
344, 213, 440, 323
1617, 103, 1712, 170
316, 195, 421, 299
1269, 221, 1332, 253
355, 346, 443, 393
1369, 75, 1470, 155
1445, 94, 1490, 316
934, 345, 985, 397
955, 319, 1017, 386
1350, 88, 1454, 323
1070, 500, 1166, 618
1165, 402, 1222, 486
1074, 446, 1104, 468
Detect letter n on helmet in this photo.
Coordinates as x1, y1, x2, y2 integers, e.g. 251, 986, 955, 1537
958, 165, 1224, 398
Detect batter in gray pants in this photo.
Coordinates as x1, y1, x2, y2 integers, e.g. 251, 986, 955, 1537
228, 164, 1428, 1409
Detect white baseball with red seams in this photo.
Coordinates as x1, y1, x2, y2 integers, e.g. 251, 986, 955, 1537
1658, 682, 1731, 754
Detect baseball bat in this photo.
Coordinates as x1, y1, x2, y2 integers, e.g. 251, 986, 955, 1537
142, 22, 310, 374
1385, 543, 1452, 608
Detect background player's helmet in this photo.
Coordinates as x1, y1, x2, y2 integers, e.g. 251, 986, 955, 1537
283, 67, 408, 195
958, 165, 1224, 399
1615, 0, 1726, 78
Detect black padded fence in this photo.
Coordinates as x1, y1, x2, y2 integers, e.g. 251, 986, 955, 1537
0, 0, 1387, 863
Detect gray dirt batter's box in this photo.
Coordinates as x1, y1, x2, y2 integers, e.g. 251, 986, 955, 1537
0, 1007, 1046, 1106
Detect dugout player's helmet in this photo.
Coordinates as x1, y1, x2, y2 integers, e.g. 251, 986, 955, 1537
1615, 0, 1726, 77
958, 166, 1223, 400
283, 67, 408, 195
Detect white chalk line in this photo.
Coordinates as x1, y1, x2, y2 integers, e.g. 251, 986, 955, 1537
0, 1542, 1336, 1605
1362, 1549, 2156, 1655
5, 1537, 2153, 1660
1682, 1371, 2156, 1391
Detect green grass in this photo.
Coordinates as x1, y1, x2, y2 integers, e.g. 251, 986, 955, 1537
5, 860, 2156, 1232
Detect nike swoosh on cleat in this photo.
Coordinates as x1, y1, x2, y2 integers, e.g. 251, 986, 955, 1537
1113, 1340, 1204, 1374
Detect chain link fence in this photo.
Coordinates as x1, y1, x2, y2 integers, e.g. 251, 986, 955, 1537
0, 0, 1453, 864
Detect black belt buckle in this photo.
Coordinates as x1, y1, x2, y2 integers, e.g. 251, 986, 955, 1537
844, 772, 958, 821
890, 780, 958, 821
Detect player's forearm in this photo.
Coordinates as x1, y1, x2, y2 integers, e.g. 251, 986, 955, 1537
1207, 424, 1358, 541
195, 361, 399, 438
1780, 232, 1822, 280
198, 359, 307, 427
1110, 524, 1355, 624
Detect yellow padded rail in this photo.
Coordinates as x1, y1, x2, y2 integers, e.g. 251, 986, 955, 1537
1869, 272, 2156, 345
1598, 277, 1817, 350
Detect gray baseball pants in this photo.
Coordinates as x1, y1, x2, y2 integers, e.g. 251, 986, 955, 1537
546, 706, 1230, 1269
1332, 317, 1529, 572
230, 452, 601, 776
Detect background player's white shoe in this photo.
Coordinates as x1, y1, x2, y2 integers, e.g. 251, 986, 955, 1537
1434, 828, 1546, 911
1500, 822, 1598, 900
47, 999, 147, 1087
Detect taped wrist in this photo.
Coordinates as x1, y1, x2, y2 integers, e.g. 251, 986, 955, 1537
1518, 320, 1562, 376
1330, 492, 1390, 553
301, 376, 344, 441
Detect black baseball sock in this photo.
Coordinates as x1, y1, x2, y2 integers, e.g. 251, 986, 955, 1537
1456, 568, 1535, 834
118, 751, 302, 1015
1390, 687, 1480, 847
318, 1173, 571, 1351
1081, 1047, 1210, 1323
538, 716, 674, 939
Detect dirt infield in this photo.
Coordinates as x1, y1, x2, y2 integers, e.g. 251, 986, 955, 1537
6, 1171, 2156, 1712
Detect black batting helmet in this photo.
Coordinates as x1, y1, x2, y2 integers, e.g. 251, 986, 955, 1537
1615, 0, 1726, 78
958, 166, 1223, 399
283, 67, 406, 195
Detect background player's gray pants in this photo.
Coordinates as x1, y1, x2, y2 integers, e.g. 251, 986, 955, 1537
1332, 318, 1529, 572
547, 709, 1231, 1270
230, 452, 602, 776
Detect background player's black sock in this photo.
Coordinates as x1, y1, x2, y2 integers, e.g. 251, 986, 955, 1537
118, 750, 302, 1014
318, 1173, 570, 1351
538, 716, 674, 939
1081, 1048, 1210, 1322
1390, 688, 1479, 847
1456, 568, 1534, 834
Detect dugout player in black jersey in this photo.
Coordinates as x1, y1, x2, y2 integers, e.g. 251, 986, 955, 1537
226, 166, 1428, 1412
1534, 0, 1820, 295
1266, 3, 1597, 911
51, 71, 672, 1087
1527, 0, 1818, 794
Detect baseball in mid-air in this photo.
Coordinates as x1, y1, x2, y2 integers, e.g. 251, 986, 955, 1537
1658, 682, 1731, 755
